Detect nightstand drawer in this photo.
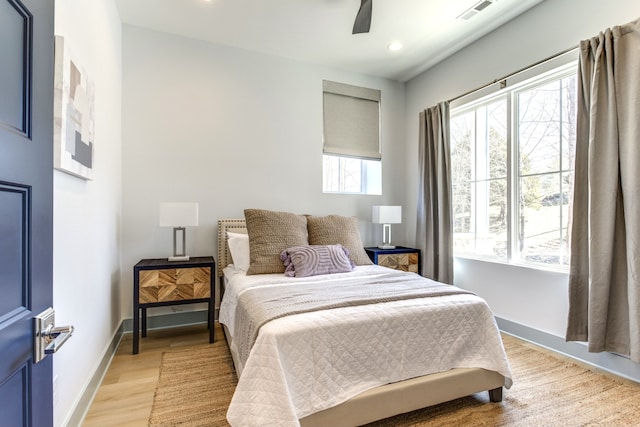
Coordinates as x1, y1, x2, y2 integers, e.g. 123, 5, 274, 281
139, 267, 211, 303
377, 253, 419, 273
365, 246, 421, 275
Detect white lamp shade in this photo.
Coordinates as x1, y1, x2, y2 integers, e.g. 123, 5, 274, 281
159, 202, 199, 227
372, 205, 402, 224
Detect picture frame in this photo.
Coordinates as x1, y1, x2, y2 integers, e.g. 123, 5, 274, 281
53, 35, 95, 180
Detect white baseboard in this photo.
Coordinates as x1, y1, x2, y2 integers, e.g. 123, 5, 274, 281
496, 317, 640, 383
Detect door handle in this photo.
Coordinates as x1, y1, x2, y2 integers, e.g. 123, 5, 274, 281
43, 324, 74, 355
34, 308, 75, 364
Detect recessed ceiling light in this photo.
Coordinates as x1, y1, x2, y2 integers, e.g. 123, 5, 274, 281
387, 41, 404, 52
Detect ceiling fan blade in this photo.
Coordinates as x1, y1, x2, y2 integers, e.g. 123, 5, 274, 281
352, 0, 372, 34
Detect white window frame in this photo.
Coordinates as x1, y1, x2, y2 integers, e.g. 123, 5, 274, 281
322, 155, 381, 195
322, 80, 382, 195
450, 55, 578, 271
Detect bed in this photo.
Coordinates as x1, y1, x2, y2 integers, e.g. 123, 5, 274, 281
217, 212, 512, 427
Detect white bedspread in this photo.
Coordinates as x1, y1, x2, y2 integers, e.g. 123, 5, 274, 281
220, 265, 512, 427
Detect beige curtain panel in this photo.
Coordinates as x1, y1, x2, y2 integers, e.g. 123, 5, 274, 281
416, 103, 453, 284
566, 18, 640, 363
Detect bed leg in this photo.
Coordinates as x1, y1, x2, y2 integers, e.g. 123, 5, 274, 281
488, 387, 502, 402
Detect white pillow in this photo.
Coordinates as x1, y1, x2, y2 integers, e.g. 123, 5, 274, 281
227, 231, 250, 271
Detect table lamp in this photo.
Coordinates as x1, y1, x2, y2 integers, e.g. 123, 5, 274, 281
159, 202, 199, 261
372, 205, 401, 249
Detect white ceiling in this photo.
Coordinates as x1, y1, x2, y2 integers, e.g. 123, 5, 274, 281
115, 0, 545, 82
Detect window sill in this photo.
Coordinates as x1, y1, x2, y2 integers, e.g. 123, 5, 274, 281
454, 254, 570, 275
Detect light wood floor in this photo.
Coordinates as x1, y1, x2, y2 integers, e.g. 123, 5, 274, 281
82, 323, 213, 427
82, 323, 638, 426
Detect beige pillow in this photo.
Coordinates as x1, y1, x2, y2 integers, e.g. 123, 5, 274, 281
307, 215, 372, 265
244, 209, 308, 275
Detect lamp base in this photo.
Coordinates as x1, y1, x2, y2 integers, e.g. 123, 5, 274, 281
168, 255, 190, 261
377, 244, 396, 249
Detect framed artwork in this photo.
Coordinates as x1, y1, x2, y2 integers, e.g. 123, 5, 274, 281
53, 35, 95, 180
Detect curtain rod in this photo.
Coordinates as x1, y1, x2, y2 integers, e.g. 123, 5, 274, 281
447, 45, 579, 104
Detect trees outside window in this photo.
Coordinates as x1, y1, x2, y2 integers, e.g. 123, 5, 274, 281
451, 67, 577, 268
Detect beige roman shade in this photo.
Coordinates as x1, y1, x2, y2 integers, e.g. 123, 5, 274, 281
322, 80, 381, 160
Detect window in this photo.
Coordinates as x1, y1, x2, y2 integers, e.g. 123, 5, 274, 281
322, 80, 382, 195
322, 155, 381, 194
450, 63, 577, 268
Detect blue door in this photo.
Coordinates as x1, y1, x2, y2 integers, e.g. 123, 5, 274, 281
0, 0, 55, 425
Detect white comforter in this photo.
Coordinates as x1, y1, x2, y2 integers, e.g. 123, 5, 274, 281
219, 265, 512, 427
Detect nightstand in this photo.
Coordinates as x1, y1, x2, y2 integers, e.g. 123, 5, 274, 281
365, 246, 421, 274
132, 256, 215, 354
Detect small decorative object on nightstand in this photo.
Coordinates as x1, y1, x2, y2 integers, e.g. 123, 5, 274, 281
132, 256, 215, 354
365, 246, 421, 274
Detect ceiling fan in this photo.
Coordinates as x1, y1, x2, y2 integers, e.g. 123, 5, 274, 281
352, 0, 373, 34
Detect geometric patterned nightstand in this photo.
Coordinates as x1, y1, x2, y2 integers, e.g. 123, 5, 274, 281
365, 246, 421, 275
132, 256, 215, 354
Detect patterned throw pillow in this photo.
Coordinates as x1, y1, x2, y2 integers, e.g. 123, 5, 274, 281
280, 245, 354, 277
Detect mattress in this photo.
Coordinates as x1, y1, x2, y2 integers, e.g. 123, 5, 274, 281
219, 265, 512, 427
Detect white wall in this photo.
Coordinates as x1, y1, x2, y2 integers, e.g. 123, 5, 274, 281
404, 0, 640, 337
51, 1, 640, 421
120, 26, 406, 319
53, 1, 122, 426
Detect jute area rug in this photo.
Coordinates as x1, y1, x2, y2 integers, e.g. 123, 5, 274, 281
149, 334, 640, 426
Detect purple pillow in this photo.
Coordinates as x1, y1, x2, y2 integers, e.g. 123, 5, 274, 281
280, 245, 355, 277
